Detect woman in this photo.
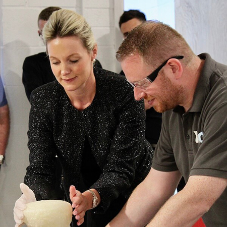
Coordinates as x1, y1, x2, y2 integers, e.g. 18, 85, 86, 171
14, 9, 152, 227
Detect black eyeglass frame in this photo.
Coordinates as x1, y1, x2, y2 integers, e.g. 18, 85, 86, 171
130, 55, 184, 88
147, 55, 184, 83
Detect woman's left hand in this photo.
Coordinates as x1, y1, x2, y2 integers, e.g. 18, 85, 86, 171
69, 185, 90, 226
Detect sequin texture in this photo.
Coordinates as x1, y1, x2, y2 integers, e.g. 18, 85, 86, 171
24, 67, 153, 213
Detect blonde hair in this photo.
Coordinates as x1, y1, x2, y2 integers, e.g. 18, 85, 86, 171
43, 9, 96, 52
116, 21, 194, 68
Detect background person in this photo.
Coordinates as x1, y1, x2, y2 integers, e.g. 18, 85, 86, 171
22, 6, 61, 101
0, 77, 10, 167
14, 9, 153, 227
119, 9, 146, 39
107, 21, 227, 227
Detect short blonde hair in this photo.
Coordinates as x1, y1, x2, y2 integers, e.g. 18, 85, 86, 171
43, 9, 96, 52
117, 21, 194, 67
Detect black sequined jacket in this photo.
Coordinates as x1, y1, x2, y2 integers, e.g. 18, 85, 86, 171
24, 67, 153, 213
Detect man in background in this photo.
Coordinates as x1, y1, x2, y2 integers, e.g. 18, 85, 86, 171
0, 77, 10, 167
22, 6, 61, 101
119, 9, 146, 39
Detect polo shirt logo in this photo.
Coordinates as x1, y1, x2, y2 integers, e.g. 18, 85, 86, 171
193, 131, 204, 143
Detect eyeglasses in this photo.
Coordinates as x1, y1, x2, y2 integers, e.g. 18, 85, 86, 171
128, 55, 184, 89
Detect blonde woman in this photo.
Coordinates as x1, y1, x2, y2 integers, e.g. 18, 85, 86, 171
14, 9, 153, 227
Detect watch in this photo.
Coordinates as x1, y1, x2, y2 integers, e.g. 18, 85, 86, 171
0, 155, 4, 165
88, 189, 99, 209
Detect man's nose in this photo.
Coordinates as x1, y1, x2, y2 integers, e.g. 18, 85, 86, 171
134, 87, 146, 101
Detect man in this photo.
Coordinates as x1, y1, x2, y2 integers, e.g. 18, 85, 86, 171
22, 6, 61, 101
119, 10, 162, 149
107, 21, 227, 226
119, 9, 146, 39
0, 77, 10, 167
22, 6, 102, 102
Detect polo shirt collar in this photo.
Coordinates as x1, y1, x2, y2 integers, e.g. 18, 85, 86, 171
174, 53, 215, 113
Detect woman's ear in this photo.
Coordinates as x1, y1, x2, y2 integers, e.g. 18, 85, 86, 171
91, 44, 98, 61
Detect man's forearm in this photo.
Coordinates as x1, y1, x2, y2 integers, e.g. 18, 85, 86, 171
107, 181, 163, 227
147, 190, 203, 227
147, 175, 227, 227
107, 169, 180, 227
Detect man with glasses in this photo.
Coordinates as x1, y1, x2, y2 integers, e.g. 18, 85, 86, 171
107, 21, 227, 227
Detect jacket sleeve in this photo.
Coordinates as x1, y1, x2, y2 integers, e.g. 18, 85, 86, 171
24, 91, 60, 200
91, 85, 152, 213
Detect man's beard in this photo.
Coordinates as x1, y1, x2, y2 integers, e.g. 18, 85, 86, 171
152, 75, 184, 113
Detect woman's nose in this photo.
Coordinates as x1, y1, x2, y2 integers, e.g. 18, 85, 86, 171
61, 64, 70, 76
134, 87, 146, 101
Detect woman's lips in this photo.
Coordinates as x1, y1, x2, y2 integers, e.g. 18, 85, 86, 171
63, 77, 76, 83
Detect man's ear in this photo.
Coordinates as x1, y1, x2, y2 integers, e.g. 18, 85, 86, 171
167, 58, 183, 80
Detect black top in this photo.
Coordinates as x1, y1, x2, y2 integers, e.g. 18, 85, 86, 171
22, 52, 102, 102
22, 52, 55, 101
81, 136, 102, 187
145, 108, 162, 144
24, 67, 153, 214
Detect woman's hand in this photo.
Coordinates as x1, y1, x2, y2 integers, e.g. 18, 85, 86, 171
70, 185, 90, 226
70, 185, 101, 226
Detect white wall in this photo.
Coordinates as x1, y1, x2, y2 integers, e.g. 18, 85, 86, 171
175, 0, 227, 64
124, 0, 175, 28
0, 1, 123, 226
